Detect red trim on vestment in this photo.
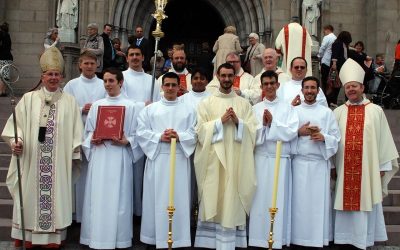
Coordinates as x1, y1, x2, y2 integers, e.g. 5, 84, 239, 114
343, 104, 365, 211
301, 26, 307, 58
284, 25, 289, 64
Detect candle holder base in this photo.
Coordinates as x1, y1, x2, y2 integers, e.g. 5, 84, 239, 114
167, 206, 175, 250
268, 207, 278, 250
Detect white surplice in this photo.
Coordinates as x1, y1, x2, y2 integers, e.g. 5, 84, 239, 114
137, 97, 197, 248
277, 79, 328, 107
63, 74, 106, 222
180, 90, 211, 111
290, 101, 340, 247
333, 99, 399, 249
79, 95, 143, 249
249, 97, 299, 249
122, 67, 156, 216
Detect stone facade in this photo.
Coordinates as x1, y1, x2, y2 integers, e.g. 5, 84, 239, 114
0, 0, 399, 93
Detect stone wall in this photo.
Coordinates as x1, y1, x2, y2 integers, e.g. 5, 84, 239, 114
1, 0, 52, 93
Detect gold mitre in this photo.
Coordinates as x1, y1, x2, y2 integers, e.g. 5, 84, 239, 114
339, 58, 365, 85
39, 47, 64, 73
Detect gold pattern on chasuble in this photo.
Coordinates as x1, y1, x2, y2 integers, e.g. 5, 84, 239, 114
343, 105, 365, 211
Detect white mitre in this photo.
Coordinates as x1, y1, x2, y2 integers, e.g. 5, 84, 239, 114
339, 58, 365, 85
39, 46, 64, 73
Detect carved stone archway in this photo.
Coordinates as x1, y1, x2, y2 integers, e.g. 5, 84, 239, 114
110, 0, 268, 47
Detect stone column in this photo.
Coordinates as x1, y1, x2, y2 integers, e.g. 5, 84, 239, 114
62, 44, 81, 86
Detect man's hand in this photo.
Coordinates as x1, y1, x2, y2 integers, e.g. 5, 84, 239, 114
82, 103, 92, 114
112, 134, 129, 146
233, 87, 242, 96
228, 108, 239, 125
263, 109, 273, 126
298, 121, 311, 136
161, 129, 179, 142
291, 95, 301, 106
169, 129, 180, 142
11, 140, 23, 155
310, 132, 324, 142
221, 109, 232, 124
91, 137, 103, 145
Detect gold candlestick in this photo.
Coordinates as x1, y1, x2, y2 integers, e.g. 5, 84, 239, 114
268, 207, 278, 250
167, 205, 175, 250
150, 0, 168, 101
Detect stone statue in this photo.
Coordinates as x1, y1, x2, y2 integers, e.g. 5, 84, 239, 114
302, 0, 322, 38
56, 0, 78, 43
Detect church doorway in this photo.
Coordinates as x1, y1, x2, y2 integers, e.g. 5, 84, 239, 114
148, 0, 225, 69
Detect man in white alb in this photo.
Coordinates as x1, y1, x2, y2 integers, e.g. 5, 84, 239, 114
137, 72, 197, 248
290, 76, 340, 248
63, 50, 106, 222
249, 70, 299, 249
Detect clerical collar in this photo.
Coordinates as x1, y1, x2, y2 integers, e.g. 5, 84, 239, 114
80, 74, 97, 82
161, 96, 180, 105
264, 96, 278, 103
107, 93, 123, 101
190, 90, 208, 96
216, 89, 236, 98
347, 97, 369, 106
172, 68, 189, 75
290, 79, 302, 85
127, 68, 145, 75
301, 101, 318, 107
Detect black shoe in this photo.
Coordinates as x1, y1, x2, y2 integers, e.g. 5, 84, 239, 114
0, 93, 7, 97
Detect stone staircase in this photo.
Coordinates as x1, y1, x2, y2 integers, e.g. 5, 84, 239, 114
0, 97, 399, 247
0, 97, 12, 241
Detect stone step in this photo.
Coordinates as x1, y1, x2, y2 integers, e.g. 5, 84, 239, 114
0, 218, 11, 241
383, 206, 400, 225
388, 176, 400, 190
0, 167, 7, 183
0, 183, 11, 200
0, 199, 13, 219
0, 142, 10, 155
383, 190, 400, 206
386, 225, 400, 246
0, 154, 11, 169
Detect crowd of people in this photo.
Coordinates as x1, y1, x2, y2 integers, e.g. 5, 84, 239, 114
0, 20, 400, 250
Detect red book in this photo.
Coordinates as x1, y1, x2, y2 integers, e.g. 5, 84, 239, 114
93, 105, 125, 140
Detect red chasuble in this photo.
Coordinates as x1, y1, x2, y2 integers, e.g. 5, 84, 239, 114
343, 104, 366, 211
93, 105, 125, 140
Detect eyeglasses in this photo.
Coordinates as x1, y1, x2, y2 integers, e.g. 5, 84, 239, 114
294, 66, 306, 70
262, 81, 277, 86
227, 61, 240, 64
163, 83, 178, 87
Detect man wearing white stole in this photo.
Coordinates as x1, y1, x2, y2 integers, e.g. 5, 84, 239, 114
290, 76, 340, 248
1, 47, 83, 248
137, 72, 197, 248
249, 70, 299, 249
80, 68, 143, 249
333, 58, 399, 249
194, 63, 258, 249
63, 50, 106, 222
122, 44, 160, 216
